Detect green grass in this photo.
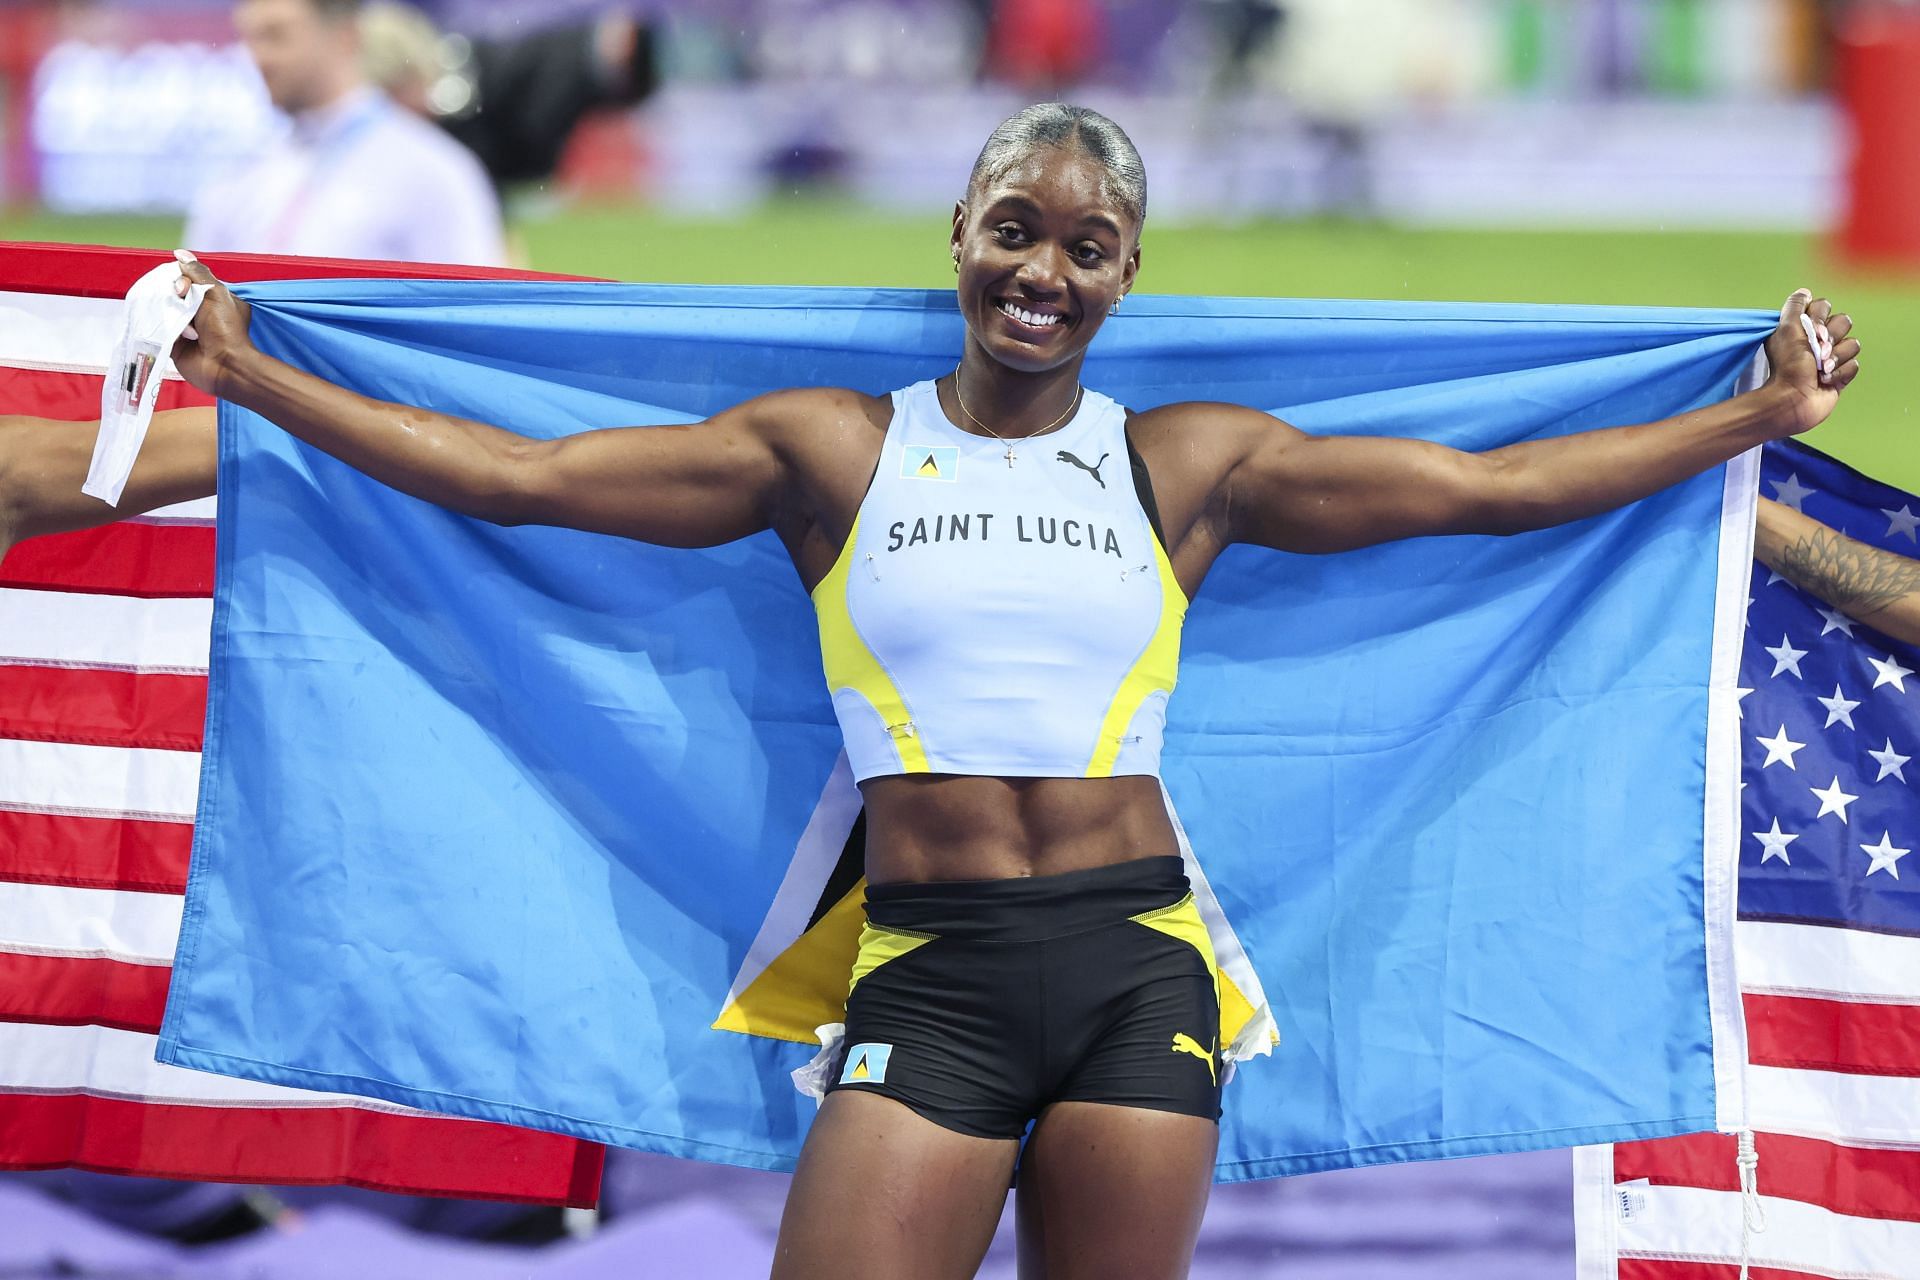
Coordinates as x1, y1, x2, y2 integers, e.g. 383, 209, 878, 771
7, 203, 1914, 490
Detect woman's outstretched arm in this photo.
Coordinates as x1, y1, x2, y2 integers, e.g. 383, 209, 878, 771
0, 407, 217, 560
171, 256, 837, 548
1181, 291, 1859, 556
1756, 496, 1920, 647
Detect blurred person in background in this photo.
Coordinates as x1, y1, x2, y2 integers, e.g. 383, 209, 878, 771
185, 0, 506, 266
1201, 0, 1288, 93
1256, 0, 1489, 216
358, 1, 658, 192
984, 0, 1103, 91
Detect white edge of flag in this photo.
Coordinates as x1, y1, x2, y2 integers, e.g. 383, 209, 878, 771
1572, 1143, 1622, 1280
1706, 423, 1762, 1133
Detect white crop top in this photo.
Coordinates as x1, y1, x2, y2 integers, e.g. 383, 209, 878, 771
811, 380, 1188, 782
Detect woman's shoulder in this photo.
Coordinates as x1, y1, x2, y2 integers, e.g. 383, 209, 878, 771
740, 386, 895, 440
1120, 400, 1306, 493
1123, 399, 1291, 443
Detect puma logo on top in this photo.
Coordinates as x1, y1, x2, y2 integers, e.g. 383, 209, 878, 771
1170, 1031, 1216, 1085
1056, 450, 1109, 489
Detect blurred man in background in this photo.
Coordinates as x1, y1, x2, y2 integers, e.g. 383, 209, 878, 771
184, 0, 506, 265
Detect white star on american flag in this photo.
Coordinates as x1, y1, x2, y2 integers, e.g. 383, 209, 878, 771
1884, 504, 1920, 542
1771, 473, 1815, 511
1816, 606, 1857, 638
1752, 818, 1798, 864
1758, 637, 1804, 679
1869, 654, 1914, 693
1818, 684, 1862, 730
1755, 725, 1806, 770
1869, 738, 1910, 783
1766, 635, 1809, 679
1861, 830, 1911, 879
1811, 775, 1860, 824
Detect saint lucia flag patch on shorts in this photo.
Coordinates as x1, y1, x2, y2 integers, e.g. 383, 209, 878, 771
901, 445, 958, 482
840, 1042, 893, 1084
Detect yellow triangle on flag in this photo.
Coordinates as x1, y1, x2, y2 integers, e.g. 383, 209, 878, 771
712, 878, 867, 1044
849, 1052, 870, 1080
917, 453, 941, 478
1220, 970, 1263, 1051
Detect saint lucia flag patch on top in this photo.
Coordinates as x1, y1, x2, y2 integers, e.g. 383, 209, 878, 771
840, 1042, 893, 1084
902, 445, 958, 482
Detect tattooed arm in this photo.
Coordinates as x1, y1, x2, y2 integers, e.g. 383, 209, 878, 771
1755, 497, 1920, 647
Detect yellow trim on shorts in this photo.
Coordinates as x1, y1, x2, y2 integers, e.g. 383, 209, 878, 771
1084, 533, 1187, 777
1129, 894, 1220, 991
810, 514, 930, 772
1130, 892, 1266, 1052
847, 921, 935, 994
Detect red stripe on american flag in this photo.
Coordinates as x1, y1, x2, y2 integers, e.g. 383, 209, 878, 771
1618, 1261, 1841, 1280
0, 522, 215, 598
1746, 992, 1920, 1079
0, 243, 590, 299
1614, 1132, 1920, 1223
0, 366, 209, 420
0, 954, 169, 1033
0, 664, 206, 752
0, 1092, 604, 1206
0, 808, 190, 893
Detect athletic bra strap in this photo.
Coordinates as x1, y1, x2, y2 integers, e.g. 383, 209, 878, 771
1123, 417, 1169, 554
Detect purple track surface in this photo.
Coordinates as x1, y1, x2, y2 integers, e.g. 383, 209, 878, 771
0, 1147, 1572, 1278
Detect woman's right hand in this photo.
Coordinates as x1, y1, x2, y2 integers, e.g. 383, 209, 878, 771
169, 251, 254, 400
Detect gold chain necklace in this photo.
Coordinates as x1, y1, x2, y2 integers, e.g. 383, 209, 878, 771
951, 372, 1084, 468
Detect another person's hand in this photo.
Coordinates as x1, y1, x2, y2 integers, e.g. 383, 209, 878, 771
170, 251, 255, 400
1762, 289, 1860, 436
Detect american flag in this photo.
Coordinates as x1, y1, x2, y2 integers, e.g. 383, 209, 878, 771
0, 244, 603, 1204
1576, 439, 1920, 1280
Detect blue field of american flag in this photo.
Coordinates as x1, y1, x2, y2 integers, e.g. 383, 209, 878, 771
1741, 453, 1920, 932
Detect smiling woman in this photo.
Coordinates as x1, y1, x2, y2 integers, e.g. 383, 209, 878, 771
152, 101, 1858, 1280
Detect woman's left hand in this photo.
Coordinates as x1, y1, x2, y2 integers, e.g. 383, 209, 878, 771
1763, 289, 1861, 436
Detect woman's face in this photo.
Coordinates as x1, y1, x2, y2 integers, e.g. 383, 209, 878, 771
951, 146, 1141, 375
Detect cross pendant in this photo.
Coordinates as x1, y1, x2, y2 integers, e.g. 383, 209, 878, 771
1004, 444, 1017, 467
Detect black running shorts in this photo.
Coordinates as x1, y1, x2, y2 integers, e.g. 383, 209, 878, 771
825, 855, 1224, 1140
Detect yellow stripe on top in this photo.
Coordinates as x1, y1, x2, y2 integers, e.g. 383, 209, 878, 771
811, 513, 930, 773
1084, 533, 1188, 777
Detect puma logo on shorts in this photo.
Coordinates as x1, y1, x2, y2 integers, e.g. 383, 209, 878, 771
1169, 1032, 1216, 1085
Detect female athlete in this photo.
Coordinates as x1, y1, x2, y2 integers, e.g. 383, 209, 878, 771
155, 104, 1855, 1280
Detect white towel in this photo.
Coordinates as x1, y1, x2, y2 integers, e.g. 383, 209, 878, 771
84, 261, 210, 506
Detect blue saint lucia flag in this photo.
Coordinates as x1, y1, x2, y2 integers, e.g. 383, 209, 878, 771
161, 283, 1768, 1179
